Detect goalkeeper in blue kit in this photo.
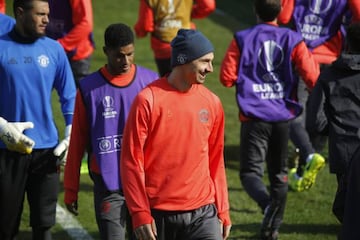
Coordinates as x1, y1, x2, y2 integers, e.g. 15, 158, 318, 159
0, 0, 76, 239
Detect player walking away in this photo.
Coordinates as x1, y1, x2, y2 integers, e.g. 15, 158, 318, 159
0, 0, 76, 239
220, 0, 319, 238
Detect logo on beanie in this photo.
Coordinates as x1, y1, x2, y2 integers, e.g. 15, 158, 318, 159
177, 54, 188, 65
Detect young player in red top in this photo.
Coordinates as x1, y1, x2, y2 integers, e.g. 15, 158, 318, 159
134, 0, 215, 76
121, 29, 231, 240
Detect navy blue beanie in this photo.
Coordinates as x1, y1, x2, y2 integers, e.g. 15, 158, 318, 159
170, 29, 214, 68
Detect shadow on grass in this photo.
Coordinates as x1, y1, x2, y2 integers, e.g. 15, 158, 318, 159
16, 230, 74, 240
228, 222, 340, 240
224, 144, 240, 162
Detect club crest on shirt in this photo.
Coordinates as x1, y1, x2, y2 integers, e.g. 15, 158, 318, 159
37, 54, 49, 68
199, 109, 209, 123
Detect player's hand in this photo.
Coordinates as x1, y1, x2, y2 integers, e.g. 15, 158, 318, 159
54, 125, 71, 165
65, 201, 78, 216
134, 221, 157, 240
222, 223, 231, 240
0, 117, 35, 154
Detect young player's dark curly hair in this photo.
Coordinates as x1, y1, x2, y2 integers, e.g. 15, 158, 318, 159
104, 23, 135, 49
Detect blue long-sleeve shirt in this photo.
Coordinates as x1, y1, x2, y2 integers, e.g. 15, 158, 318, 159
0, 29, 76, 149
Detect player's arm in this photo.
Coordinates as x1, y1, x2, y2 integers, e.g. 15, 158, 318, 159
134, 0, 154, 38
292, 41, 320, 90
277, 0, 294, 25
63, 91, 90, 215
120, 88, 154, 229
349, 0, 360, 22
208, 98, 232, 238
191, 0, 216, 19
220, 39, 241, 87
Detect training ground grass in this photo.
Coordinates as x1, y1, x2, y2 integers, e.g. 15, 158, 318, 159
4, 0, 340, 239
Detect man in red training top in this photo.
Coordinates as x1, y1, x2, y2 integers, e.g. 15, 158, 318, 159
134, 0, 215, 76
121, 29, 231, 240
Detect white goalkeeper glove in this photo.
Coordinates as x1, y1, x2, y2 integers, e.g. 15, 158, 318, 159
0, 117, 35, 154
53, 125, 71, 165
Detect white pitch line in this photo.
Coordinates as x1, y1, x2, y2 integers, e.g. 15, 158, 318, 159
56, 203, 94, 240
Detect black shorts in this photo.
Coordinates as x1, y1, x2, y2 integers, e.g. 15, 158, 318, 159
0, 149, 59, 239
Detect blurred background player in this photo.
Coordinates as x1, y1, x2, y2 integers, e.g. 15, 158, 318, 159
134, 0, 215, 76
278, 0, 360, 192
0, 0, 5, 13
46, 0, 95, 87
63, 23, 158, 240
0, 0, 76, 239
220, 0, 319, 238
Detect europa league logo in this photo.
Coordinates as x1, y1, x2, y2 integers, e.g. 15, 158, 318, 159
258, 40, 284, 82
102, 96, 114, 110
309, 0, 332, 14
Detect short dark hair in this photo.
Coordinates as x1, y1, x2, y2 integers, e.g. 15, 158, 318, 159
104, 23, 134, 49
254, 0, 281, 22
13, 0, 48, 16
346, 22, 360, 53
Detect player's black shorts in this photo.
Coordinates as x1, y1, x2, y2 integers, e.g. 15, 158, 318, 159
0, 149, 59, 239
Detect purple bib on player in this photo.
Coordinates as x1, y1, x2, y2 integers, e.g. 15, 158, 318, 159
292, 0, 348, 49
234, 24, 304, 122
79, 66, 158, 191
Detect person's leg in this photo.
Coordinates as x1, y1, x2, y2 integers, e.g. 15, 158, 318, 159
70, 57, 91, 88
92, 173, 127, 240
332, 173, 345, 224
261, 121, 289, 239
289, 80, 326, 191
0, 150, 30, 240
342, 148, 360, 240
289, 80, 315, 171
239, 121, 271, 212
26, 149, 59, 240
185, 204, 222, 240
